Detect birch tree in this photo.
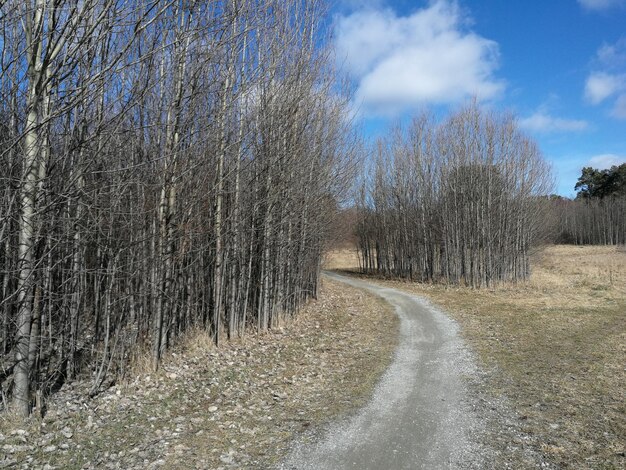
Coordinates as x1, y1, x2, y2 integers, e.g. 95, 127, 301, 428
0, 0, 355, 416
357, 104, 553, 287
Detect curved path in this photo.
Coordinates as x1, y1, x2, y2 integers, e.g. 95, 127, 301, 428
280, 272, 484, 470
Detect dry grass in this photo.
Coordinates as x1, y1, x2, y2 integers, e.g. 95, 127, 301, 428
0, 279, 398, 469
166, 279, 400, 469
327, 244, 626, 469
323, 247, 361, 271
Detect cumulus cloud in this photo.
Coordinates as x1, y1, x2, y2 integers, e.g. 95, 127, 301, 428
519, 110, 588, 133
584, 72, 624, 104
584, 39, 626, 118
588, 153, 626, 168
334, 1, 504, 115
578, 0, 624, 11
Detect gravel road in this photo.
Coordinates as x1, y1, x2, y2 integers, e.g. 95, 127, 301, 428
280, 272, 486, 470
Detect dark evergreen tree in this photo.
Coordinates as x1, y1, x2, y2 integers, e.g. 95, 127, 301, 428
575, 164, 626, 199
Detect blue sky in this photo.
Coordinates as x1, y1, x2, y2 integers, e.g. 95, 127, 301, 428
332, 0, 626, 196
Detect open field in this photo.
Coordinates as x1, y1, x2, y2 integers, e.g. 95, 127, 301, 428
325, 245, 626, 469
0, 280, 398, 469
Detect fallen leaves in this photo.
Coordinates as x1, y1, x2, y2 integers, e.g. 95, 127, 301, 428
0, 278, 398, 470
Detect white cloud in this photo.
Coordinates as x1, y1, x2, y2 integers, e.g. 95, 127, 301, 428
612, 94, 626, 118
584, 39, 626, 118
519, 111, 588, 133
588, 153, 626, 168
596, 38, 626, 68
584, 72, 624, 104
578, 0, 624, 11
334, 1, 504, 115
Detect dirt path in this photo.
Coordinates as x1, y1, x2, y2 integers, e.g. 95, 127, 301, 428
280, 272, 485, 470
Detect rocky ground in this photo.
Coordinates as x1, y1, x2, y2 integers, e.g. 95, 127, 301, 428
0, 279, 398, 470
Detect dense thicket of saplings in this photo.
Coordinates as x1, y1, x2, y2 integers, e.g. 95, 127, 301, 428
0, 0, 355, 416
356, 105, 553, 287
550, 164, 626, 245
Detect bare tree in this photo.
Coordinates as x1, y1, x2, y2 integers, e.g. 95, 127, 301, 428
357, 103, 553, 287
0, 0, 354, 416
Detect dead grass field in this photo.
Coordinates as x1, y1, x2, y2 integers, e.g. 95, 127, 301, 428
325, 245, 626, 469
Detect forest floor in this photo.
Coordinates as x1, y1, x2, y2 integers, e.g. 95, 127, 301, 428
326, 244, 626, 469
0, 280, 398, 469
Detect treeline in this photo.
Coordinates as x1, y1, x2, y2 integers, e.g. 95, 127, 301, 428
552, 197, 626, 245
356, 105, 552, 287
0, 0, 354, 415
551, 164, 626, 245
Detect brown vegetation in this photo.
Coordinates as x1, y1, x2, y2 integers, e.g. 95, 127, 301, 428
326, 245, 626, 469
356, 106, 552, 287
0, 279, 398, 469
0, 0, 355, 415
551, 196, 626, 245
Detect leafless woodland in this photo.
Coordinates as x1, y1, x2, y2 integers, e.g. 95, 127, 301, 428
552, 197, 626, 245
0, 0, 356, 416
355, 106, 553, 287
0, 0, 622, 421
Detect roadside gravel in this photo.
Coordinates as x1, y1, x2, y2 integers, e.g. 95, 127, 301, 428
280, 273, 553, 470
